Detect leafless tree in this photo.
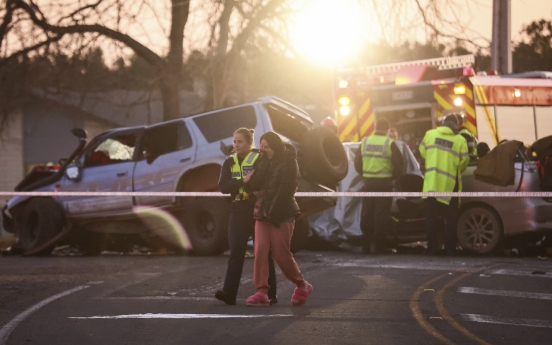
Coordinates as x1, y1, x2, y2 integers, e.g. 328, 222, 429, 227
0, 0, 491, 128
2, 0, 187, 123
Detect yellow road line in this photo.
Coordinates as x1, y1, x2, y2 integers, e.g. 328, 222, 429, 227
409, 274, 456, 345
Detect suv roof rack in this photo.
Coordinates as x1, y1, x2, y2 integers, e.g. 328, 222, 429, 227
339, 54, 475, 77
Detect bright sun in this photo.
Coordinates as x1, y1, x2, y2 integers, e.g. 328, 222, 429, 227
290, 0, 367, 65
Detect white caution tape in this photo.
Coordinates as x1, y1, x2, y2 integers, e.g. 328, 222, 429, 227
1, 191, 551, 198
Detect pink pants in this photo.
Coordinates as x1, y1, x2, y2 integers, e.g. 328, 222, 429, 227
253, 220, 305, 293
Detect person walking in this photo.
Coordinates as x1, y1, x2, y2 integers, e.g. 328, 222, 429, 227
245, 132, 312, 307
215, 128, 278, 305
419, 114, 469, 255
354, 119, 404, 254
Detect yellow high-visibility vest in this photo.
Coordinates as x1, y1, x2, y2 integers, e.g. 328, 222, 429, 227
230, 151, 260, 196
361, 135, 393, 178
419, 127, 469, 205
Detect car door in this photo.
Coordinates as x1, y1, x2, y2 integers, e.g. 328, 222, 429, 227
60, 128, 143, 218
133, 120, 196, 206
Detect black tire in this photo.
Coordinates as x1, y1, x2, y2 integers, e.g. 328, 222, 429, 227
457, 205, 503, 255
181, 197, 231, 256
290, 217, 310, 253
19, 198, 64, 256
301, 126, 348, 186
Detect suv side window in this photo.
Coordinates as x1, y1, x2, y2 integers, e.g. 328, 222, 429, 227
193, 106, 257, 143
85, 134, 138, 167
140, 122, 192, 161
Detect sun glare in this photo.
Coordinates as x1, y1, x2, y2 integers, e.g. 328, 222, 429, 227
291, 0, 365, 65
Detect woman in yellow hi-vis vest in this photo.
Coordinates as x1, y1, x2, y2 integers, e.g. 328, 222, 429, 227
354, 119, 404, 254
419, 114, 469, 255
215, 128, 277, 305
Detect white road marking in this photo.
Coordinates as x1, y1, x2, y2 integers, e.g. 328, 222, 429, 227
69, 313, 292, 319
458, 287, 552, 300
0, 285, 91, 345
488, 269, 552, 278
462, 314, 552, 329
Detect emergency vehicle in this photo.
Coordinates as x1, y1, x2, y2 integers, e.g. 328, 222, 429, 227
334, 54, 552, 154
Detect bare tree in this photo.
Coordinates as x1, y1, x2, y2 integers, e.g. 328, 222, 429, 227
1, 0, 188, 122
0, 0, 494, 128
359, 0, 489, 49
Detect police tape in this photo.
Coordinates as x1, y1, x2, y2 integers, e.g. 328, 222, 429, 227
1, 191, 552, 198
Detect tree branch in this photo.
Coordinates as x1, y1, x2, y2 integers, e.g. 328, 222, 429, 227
0, 34, 62, 67
12, 0, 164, 69
0, 0, 16, 48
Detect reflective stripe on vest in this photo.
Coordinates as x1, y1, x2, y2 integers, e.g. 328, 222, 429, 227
361, 135, 393, 178
230, 151, 259, 195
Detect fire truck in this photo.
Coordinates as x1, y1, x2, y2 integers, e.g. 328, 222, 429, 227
334, 54, 552, 155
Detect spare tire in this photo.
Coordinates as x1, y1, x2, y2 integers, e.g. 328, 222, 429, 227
301, 127, 348, 186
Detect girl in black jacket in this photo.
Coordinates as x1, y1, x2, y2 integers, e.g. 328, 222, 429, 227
246, 131, 313, 307
215, 128, 277, 305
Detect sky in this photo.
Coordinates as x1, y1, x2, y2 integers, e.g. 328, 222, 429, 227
473, 0, 552, 40
289, 0, 552, 66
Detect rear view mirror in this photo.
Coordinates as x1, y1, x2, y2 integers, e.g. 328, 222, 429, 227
71, 128, 87, 140
66, 165, 81, 181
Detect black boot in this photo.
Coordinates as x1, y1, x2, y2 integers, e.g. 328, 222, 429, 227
268, 295, 278, 305
215, 290, 237, 305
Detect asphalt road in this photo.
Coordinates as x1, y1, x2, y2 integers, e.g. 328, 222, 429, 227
1, 251, 551, 345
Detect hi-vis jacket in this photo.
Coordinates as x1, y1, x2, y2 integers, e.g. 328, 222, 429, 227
229, 150, 260, 197
360, 134, 394, 178
419, 126, 469, 205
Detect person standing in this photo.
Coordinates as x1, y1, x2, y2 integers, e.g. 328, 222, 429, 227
387, 127, 398, 141
246, 132, 312, 307
454, 113, 478, 158
419, 114, 469, 255
354, 119, 404, 254
215, 128, 278, 305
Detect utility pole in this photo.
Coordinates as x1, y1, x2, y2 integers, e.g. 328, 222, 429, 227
491, 0, 512, 74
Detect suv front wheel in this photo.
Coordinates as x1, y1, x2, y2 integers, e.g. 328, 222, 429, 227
19, 198, 64, 256
181, 197, 231, 256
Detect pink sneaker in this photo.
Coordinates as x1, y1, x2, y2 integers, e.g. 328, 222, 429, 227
291, 282, 313, 306
246, 292, 270, 307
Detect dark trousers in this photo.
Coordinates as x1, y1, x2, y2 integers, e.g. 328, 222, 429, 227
360, 178, 393, 250
423, 197, 459, 252
223, 200, 277, 298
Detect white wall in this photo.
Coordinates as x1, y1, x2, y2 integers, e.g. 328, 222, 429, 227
0, 108, 24, 203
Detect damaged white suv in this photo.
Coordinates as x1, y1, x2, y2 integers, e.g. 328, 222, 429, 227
2, 97, 348, 256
